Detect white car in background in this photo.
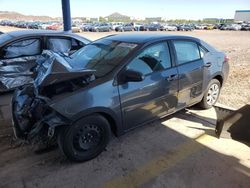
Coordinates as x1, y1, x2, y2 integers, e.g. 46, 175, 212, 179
111, 23, 123, 30
133, 23, 143, 31
161, 24, 177, 31
40, 23, 50, 30
230, 24, 242, 30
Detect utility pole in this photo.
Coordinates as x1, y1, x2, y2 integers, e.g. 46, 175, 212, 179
61, 0, 71, 31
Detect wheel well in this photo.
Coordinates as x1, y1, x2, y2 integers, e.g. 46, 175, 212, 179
213, 75, 223, 86
98, 112, 118, 137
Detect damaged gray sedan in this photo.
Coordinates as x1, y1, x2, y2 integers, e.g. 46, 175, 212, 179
12, 34, 229, 162
0, 30, 90, 92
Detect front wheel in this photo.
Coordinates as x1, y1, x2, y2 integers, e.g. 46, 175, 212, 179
199, 79, 221, 109
57, 114, 111, 162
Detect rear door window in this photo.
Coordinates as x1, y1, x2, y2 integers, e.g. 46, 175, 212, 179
173, 41, 200, 65
4, 38, 41, 58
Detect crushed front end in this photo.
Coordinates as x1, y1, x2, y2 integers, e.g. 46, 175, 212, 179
12, 85, 68, 143
11, 50, 95, 144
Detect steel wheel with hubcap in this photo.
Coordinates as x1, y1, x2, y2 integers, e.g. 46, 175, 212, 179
206, 83, 220, 106
200, 79, 221, 109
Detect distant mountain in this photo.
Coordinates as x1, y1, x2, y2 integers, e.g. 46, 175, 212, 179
0, 11, 132, 22
0, 11, 56, 21
105, 12, 130, 21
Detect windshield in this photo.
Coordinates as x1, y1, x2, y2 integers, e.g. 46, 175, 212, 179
67, 39, 138, 77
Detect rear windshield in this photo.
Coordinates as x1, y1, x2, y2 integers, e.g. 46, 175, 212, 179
68, 39, 138, 77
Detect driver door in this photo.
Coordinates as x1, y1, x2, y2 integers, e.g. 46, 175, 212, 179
118, 42, 179, 130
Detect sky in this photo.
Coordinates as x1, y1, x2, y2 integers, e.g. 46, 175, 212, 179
0, 0, 250, 19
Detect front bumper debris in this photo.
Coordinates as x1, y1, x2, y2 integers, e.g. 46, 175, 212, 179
12, 85, 68, 142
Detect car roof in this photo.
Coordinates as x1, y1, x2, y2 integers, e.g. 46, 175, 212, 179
103, 33, 200, 44
0, 30, 91, 46
6, 30, 73, 37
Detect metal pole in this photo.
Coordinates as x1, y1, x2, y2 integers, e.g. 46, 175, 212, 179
61, 0, 71, 31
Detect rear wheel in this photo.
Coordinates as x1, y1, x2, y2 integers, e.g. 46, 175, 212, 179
57, 114, 111, 162
200, 79, 221, 109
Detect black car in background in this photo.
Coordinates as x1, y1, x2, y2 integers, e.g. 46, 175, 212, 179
147, 23, 162, 31
115, 23, 134, 32
138, 24, 148, 31
241, 24, 250, 31
89, 23, 111, 32
177, 25, 194, 31
81, 23, 93, 31
12, 34, 229, 162
0, 30, 90, 92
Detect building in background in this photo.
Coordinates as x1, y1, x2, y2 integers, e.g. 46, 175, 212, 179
203, 18, 234, 23
203, 18, 221, 23
234, 10, 250, 22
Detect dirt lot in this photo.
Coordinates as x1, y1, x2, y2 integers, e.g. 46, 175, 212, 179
0, 27, 250, 188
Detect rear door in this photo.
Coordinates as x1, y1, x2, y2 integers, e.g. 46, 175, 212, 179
171, 40, 204, 108
118, 42, 178, 130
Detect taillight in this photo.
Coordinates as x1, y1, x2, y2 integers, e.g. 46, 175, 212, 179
224, 56, 229, 63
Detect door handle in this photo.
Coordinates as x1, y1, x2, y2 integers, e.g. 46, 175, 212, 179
204, 62, 212, 67
166, 74, 178, 81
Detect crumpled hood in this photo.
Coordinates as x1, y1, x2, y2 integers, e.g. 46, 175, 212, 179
34, 50, 95, 88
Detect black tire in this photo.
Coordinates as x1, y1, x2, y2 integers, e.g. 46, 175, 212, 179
200, 79, 221, 109
57, 114, 111, 162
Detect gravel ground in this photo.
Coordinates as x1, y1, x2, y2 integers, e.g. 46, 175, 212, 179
1, 26, 249, 108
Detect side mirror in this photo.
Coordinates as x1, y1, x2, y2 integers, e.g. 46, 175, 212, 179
119, 69, 144, 84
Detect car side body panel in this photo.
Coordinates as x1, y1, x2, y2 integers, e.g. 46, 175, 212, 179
49, 79, 124, 135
